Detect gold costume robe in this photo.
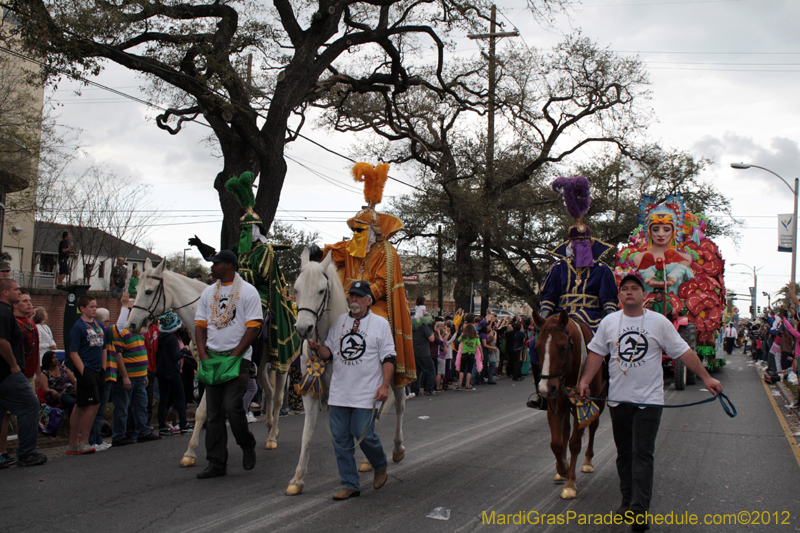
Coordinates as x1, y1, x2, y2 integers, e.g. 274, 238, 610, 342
324, 214, 416, 387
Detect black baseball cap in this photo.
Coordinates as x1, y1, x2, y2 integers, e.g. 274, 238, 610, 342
207, 250, 238, 270
619, 272, 645, 290
348, 280, 374, 300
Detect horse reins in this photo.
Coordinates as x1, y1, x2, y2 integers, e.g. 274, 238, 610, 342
295, 270, 331, 329
540, 319, 737, 419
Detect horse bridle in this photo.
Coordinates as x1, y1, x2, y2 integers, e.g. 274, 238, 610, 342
295, 270, 330, 325
130, 275, 201, 324
540, 325, 574, 382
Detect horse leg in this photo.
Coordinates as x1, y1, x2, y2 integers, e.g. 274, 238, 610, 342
286, 394, 321, 496
391, 385, 405, 463
582, 415, 601, 473
266, 371, 287, 449
547, 408, 568, 483
258, 362, 277, 449
180, 391, 206, 467
562, 422, 586, 500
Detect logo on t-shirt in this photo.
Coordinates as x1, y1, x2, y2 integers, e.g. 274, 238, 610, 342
218, 295, 237, 321
339, 331, 366, 364
617, 330, 648, 364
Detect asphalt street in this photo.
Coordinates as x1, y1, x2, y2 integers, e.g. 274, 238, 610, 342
2, 346, 799, 533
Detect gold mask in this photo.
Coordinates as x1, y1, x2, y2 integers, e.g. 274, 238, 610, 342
347, 222, 369, 258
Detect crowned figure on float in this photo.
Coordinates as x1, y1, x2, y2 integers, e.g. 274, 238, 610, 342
616, 194, 727, 374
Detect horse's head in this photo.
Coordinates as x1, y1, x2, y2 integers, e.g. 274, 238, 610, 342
127, 258, 166, 332
533, 309, 575, 399
294, 247, 333, 340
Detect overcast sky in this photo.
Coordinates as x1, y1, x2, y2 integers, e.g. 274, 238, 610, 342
47, 0, 800, 313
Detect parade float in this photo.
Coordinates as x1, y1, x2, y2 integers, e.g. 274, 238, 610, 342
615, 195, 726, 389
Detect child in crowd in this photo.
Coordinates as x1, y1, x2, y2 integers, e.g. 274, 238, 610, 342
67, 295, 108, 455
455, 323, 482, 391
414, 295, 427, 319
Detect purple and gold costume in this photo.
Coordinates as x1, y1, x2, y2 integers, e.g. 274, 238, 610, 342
539, 239, 619, 332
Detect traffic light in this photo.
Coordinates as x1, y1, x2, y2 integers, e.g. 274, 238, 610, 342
750, 306, 755, 315
757, 306, 761, 314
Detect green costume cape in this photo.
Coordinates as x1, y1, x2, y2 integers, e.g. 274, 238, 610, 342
226, 171, 302, 374
239, 243, 301, 372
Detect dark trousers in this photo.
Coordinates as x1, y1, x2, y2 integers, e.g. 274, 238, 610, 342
609, 404, 663, 514
204, 376, 256, 468
182, 357, 197, 405
781, 351, 793, 372
724, 337, 734, 355
157, 373, 188, 429
0, 373, 40, 457
510, 349, 522, 379
411, 351, 435, 394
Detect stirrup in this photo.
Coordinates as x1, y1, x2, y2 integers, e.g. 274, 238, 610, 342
526, 393, 547, 410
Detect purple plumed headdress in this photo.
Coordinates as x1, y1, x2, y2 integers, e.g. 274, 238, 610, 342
551, 176, 591, 220
553, 176, 594, 267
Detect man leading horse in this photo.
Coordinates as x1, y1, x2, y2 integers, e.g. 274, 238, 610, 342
577, 273, 722, 532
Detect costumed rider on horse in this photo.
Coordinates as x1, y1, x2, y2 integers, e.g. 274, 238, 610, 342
530, 176, 618, 409
188, 171, 302, 379
306, 162, 416, 391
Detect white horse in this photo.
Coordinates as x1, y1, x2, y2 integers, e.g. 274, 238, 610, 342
126, 258, 288, 467
285, 248, 406, 496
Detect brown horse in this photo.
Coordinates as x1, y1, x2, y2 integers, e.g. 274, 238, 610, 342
532, 309, 606, 499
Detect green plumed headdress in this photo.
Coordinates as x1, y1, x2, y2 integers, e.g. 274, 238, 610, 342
225, 171, 262, 254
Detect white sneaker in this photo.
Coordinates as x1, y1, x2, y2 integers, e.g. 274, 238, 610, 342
246, 412, 257, 424
405, 392, 416, 400
95, 442, 112, 452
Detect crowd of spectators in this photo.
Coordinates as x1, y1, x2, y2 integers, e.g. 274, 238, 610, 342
741, 288, 800, 403
408, 302, 539, 399
0, 264, 202, 467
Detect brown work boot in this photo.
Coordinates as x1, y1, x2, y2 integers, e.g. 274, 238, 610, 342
373, 468, 387, 490
332, 487, 361, 500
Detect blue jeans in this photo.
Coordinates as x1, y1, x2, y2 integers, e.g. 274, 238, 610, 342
329, 405, 387, 490
112, 376, 150, 441
486, 360, 497, 383
0, 373, 40, 457
89, 381, 114, 445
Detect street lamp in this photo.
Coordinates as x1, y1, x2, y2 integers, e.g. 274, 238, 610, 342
183, 247, 191, 272
731, 163, 799, 284
731, 262, 761, 319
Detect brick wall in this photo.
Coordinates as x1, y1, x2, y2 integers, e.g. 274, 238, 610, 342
28, 288, 124, 348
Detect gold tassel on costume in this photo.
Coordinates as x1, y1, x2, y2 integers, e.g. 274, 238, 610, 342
352, 162, 390, 207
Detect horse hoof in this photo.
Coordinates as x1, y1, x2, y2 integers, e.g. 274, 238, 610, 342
285, 483, 304, 496
581, 464, 594, 473
392, 450, 405, 463
179, 456, 196, 468
560, 486, 577, 499
553, 473, 565, 483
358, 461, 373, 472
265, 440, 278, 450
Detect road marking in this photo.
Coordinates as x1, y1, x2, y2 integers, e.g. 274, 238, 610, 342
757, 365, 800, 469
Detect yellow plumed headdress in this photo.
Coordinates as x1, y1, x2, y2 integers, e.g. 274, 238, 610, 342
347, 162, 403, 240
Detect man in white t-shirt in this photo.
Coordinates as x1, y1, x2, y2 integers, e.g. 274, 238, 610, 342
308, 280, 396, 500
723, 323, 737, 355
578, 273, 722, 532
194, 250, 263, 479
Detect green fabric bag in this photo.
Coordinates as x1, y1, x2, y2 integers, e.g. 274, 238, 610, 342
197, 349, 242, 386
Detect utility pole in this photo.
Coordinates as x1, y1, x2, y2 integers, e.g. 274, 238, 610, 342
438, 225, 444, 315
469, 6, 518, 316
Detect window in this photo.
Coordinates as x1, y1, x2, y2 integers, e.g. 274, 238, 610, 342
39, 253, 56, 273
98, 260, 105, 279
